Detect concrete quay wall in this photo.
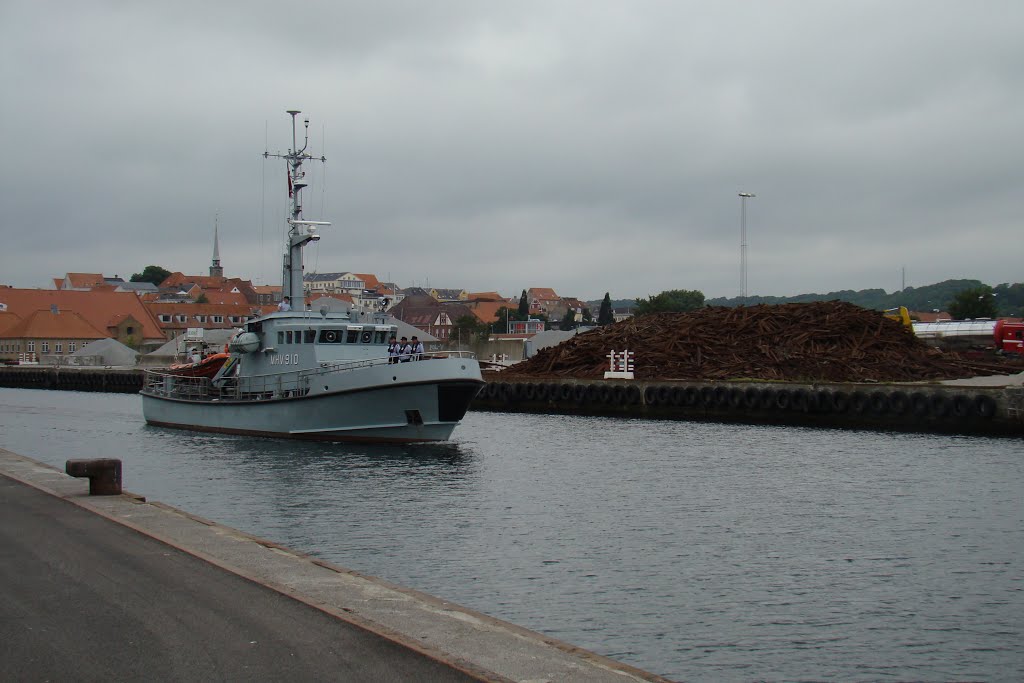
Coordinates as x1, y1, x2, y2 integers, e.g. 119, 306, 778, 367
0, 448, 672, 683
0, 366, 144, 393
475, 378, 1024, 436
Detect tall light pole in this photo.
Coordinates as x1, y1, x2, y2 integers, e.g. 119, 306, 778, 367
738, 192, 756, 303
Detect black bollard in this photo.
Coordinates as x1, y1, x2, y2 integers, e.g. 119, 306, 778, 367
65, 459, 122, 495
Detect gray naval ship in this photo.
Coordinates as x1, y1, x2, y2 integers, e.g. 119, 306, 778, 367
141, 111, 484, 442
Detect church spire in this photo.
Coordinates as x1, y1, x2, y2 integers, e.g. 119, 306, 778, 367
210, 215, 224, 278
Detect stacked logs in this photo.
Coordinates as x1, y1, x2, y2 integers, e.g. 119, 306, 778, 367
503, 301, 1012, 382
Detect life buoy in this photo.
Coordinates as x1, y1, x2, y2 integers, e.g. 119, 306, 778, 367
973, 394, 997, 418
888, 391, 909, 415
868, 391, 889, 415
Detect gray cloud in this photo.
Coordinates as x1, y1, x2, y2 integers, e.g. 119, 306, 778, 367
2, 1, 1021, 301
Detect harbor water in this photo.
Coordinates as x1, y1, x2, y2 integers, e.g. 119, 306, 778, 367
1, 387, 1021, 681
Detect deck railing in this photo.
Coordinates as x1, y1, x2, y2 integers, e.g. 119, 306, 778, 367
142, 351, 475, 402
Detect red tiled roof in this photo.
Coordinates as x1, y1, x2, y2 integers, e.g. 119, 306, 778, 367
0, 289, 164, 341
468, 301, 506, 324
0, 309, 106, 340
468, 292, 505, 302
528, 287, 559, 301
0, 311, 23, 335
354, 273, 381, 289
65, 273, 105, 288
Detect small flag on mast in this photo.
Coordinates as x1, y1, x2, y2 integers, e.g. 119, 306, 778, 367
287, 164, 293, 197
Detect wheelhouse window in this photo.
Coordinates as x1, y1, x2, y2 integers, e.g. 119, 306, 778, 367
320, 329, 343, 344
303, 330, 316, 343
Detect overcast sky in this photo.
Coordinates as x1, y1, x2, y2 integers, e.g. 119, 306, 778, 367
2, 1, 1021, 301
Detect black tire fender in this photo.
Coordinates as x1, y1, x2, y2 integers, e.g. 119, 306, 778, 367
774, 389, 791, 410
910, 392, 929, 417
643, 385, 659, 405
869, 391, 889, 415
572, 384, 587, 403
791, 389, 809, 412
744, 387, 761, 409
728, 388, 744, 409
973, 394, 997, 418
625, 385, 641, 405
928, 393, 950, 417
888, 391, 909, 415
831, 391, 850, 413
850, 391, 870, 414
951, 394, 972, 418
683, 387, 699, 406
699, 386, 715, 407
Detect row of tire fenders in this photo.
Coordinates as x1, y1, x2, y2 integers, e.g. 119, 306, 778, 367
480, 381, 999, 419
0, 370, 143, 389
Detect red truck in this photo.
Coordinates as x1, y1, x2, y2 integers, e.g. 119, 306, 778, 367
994, 320, 1024, 355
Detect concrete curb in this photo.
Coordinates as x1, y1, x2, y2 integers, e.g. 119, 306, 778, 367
0, 448, 673, 683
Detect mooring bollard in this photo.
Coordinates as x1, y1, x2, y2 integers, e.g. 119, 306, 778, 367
65, 459, 122, 495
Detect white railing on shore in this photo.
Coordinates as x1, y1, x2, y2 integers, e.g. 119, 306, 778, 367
142, 351, 475, 402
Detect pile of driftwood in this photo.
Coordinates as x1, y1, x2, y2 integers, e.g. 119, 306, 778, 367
504, 301, 1010, 382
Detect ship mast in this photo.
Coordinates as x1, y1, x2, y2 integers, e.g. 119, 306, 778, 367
264, 110, 329, 309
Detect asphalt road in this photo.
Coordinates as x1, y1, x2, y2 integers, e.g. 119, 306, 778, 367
0, 475, 481, 682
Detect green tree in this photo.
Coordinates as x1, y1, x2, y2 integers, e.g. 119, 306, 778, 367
130, 265, 171, 286
597, 293, 614, 325
948, 285, 998, 320
559, 308, 576, 331
517, 289, 529, 318
449, 314, 485, 347
195, 293, 209, 304
635, 289, 705, 316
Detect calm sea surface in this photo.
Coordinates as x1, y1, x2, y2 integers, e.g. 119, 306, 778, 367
1, 387, 1021, 681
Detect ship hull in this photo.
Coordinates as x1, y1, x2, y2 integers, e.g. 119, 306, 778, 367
142, 359, 483, 443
